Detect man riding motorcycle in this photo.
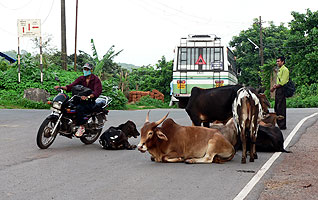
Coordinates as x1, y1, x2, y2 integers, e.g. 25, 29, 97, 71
54, 63, 102, 137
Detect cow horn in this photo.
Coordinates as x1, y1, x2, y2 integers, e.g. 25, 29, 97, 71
155, 112, 169, 126
145, 110, 150, 122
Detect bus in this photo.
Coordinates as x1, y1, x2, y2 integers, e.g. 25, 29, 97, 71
172, 34, 238, 108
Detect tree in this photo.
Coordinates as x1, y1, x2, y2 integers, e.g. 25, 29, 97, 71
230, 19, 289, 88
68, 50, 94, 69
154, 56, 173, 97
90, 39, 123, 80
286, 9, 318, 87
31, 34, 60, 69
129, 56, 173, 99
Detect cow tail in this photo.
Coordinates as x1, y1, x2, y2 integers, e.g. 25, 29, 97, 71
282, 149, 292, 153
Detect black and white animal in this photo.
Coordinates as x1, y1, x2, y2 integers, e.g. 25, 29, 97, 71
99, 120, 140, 150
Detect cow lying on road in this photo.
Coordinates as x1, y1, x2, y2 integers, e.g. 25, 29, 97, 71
137, 112, 235, 164
99, 120, 140, 150
211, 114, 290, 153
260, 112, 284, 127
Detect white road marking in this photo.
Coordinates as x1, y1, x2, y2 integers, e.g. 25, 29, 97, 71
233, 112, 318, 200
0, 125, 19, 127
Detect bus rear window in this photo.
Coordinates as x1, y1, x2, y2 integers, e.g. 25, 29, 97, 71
178, 47, 223, 71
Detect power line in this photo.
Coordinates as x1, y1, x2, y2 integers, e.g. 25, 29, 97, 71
42, 0, 55, 25
0, 0, 33, 11
134, 0, 250, 26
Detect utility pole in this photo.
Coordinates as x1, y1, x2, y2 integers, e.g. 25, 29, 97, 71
74, 0, 78, 71
259, 16, 264, 66
61, 0, 67, 70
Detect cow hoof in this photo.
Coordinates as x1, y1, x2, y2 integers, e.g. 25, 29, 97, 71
254, 153, 258, 159
150, 156, 155, 161
185, 159, 195, 164
241, 158, 246, 164
250, 158, 254, 162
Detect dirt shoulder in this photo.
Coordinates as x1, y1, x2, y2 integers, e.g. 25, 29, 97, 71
258, 120, 318, 200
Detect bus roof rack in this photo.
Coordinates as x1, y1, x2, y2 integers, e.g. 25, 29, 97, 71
191, 35, 211, 38
188, 34, 220, 39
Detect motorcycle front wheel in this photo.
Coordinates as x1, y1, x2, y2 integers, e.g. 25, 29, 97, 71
80, 129, 102, 144
36, 118, 58, 149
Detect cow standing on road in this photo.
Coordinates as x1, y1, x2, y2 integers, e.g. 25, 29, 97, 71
233, 87, 263, 164
186, 85, 269, 128
186, 85, 243, 127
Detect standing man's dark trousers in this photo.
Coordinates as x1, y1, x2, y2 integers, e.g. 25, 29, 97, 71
274, 87, 286, 129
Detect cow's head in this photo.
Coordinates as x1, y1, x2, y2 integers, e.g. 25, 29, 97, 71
119, 120, 140, 138
260, 112, 284, 127
137, 111, 169, 153
256, 93, 270, 115
247, 87, 270, 115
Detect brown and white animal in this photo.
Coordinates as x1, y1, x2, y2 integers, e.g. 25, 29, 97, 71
137, 112, 235, 164
233, 87, 263, 163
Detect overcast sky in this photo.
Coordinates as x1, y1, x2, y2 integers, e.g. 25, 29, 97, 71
1, 0, 317, 66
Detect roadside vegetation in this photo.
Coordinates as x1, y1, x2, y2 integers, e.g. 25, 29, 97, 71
1, 9, 318, 109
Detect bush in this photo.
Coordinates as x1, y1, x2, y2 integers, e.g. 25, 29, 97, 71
0, 89, 50, 109
135, 95, 167, 108
101, 79, 127, 110
286, 95, 318, 108
0, 63, 128, 109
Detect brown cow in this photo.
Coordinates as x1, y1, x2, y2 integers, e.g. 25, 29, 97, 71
137, 112, 235, 164
211, 118, 237, 147
233, 87, 263, 164
260, 113, 284, 127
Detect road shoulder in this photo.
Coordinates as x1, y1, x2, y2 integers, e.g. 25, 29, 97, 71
259, 120, 318, 200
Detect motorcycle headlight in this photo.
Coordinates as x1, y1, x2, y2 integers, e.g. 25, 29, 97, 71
52, 101, 62, 110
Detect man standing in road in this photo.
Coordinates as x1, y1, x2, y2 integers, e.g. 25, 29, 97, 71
270, 56, 289, 130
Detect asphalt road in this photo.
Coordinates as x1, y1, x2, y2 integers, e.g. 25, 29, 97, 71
0, 108, 318, 200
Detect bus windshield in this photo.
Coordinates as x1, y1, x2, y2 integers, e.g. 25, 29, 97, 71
177, 47, 224, 71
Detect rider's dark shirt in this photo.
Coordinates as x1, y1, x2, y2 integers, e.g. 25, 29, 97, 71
66, 74, 102, 98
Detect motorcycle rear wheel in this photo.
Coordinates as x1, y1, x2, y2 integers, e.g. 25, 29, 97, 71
80, 129, 102, 144
36, 118, 58, 149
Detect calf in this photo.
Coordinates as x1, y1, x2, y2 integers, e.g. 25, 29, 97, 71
137, 112, 235, 164
211, 118, 238, 149
256, 125, 290, 152
99, 120, 140, 150
260, 112, 284, 127
233, 87, 263, 163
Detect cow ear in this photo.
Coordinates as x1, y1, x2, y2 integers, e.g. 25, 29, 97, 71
156, 130, 168, 141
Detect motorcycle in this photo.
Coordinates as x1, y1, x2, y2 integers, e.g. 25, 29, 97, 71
36, 77, 111, 149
